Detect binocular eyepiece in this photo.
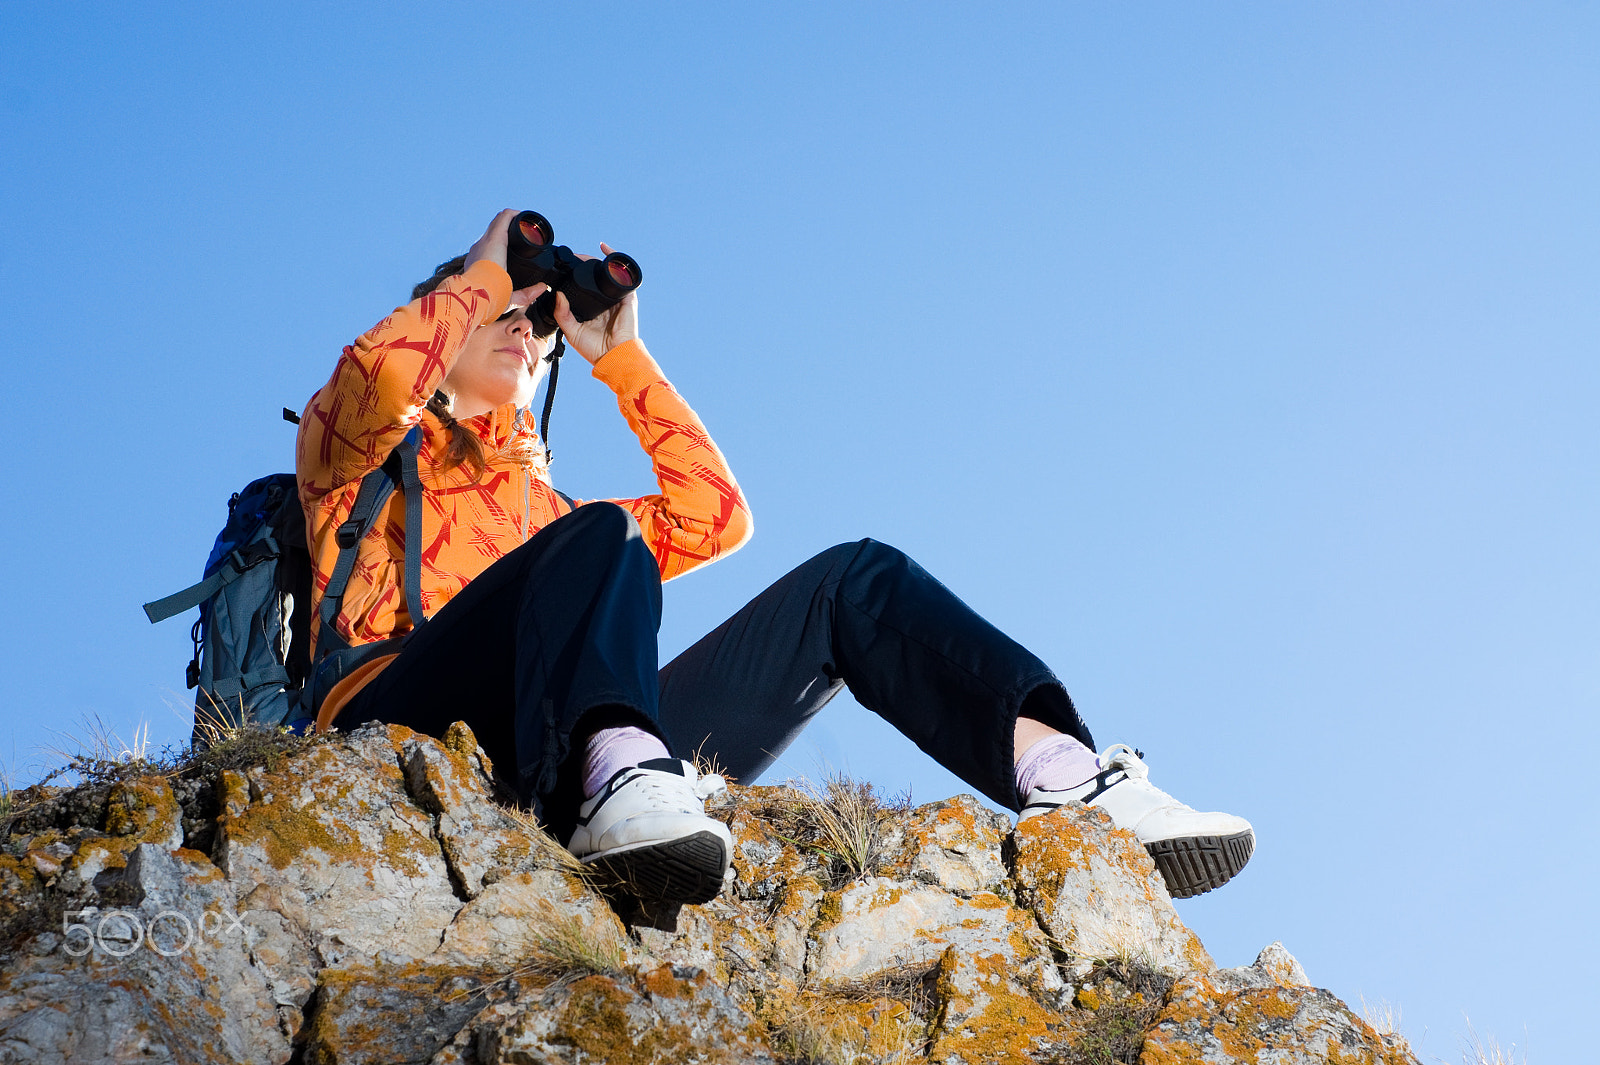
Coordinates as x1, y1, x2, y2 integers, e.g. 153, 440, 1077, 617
505, 211, 642, 334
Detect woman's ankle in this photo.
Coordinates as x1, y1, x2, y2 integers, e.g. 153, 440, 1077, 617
1014, 732, 1100, 803
582, 725, 671, 798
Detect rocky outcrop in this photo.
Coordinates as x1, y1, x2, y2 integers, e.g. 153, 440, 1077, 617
0, 723, 1416, 1064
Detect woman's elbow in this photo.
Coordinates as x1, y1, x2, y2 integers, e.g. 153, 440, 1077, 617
721, 493, 755, 554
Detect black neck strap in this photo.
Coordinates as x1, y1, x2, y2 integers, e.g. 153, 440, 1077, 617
539, 330, 566, 463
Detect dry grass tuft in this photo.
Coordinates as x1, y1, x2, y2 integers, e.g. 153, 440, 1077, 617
1058, 911, 1164, 974
493, 799, 596, 880
190, 696, 253, 751
177, 722, 320, 778
1359, 995, 1412, 1056
39, 713, 156, 784
687, 738, 734, 785
28, 704, 323, 791
448, 900, 628, 1004
824, 963, 939, 1018
520, 899, 628, 978
1459, 1017, 1528, 1065
766, 963, 936, 1063
8, 706, 330, 833
766, 772, 910, 888
768, 999, 926, 1065
1047, 959, 1174, 1065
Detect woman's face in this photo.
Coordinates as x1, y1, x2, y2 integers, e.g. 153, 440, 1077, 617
443, 307, 554, 418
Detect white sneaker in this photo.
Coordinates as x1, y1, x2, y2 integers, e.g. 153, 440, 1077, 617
567, 758, 733, 904
1019, 743, 1255, 898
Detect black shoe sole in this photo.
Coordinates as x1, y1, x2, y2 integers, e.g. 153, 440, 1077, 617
1146, 831, 1255, 899
586, 831, 730, 905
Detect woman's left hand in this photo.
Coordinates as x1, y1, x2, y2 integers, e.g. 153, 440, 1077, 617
553, 243, 641, 365
464, 208, 549, 308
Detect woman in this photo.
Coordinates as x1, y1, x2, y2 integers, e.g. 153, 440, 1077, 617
296, 209, 1254, 906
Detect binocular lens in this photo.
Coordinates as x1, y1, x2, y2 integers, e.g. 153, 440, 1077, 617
516, 216, 551, 247
606, 258, 637, 287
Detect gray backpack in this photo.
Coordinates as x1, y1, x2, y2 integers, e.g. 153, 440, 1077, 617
144, 425, 423, 744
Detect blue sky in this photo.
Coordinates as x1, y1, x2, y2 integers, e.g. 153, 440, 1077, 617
2, 4, 1594, 1059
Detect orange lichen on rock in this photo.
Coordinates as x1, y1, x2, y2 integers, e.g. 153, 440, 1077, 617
1011, 803, 1213, 976
814, 889, 845, 931
927, 948, 1058, 1065
1140, 975, 1420, 1065
221, 742, 438, 880
533, 969, 769, 1064
103, 777, 181, 842
301, 959, 496, 1065
223, 778, 359, 872
767, 989, 926, 1063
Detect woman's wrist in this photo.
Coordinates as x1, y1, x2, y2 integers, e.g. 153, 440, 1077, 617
587, 334, 642, 369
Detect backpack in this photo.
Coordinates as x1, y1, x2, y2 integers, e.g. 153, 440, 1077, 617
144, 421, 424, 745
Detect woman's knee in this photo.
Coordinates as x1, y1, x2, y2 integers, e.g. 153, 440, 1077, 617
505, 500, 650, 584
546, 502, 648, 565
565, 500, 643, 541
810, 537, 908, 570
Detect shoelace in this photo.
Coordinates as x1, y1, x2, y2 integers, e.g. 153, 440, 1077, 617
1096, 743, 1149, 781
1096, 742, 1194, 816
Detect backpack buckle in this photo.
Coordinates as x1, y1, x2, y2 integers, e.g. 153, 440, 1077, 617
335, 520, 363, 549
228, 538, 281, 572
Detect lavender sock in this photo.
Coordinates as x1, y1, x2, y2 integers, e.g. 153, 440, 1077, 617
582, 725, 672, 799
1014, 733, 1101, 800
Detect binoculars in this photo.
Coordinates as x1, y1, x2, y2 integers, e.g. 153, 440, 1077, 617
504, 211, 642, 334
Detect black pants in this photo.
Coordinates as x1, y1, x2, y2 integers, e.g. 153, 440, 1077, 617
340, 502, 1094, 840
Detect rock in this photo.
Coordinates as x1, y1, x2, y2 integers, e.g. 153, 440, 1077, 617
806, 879, 1057, 994
880, 794, 1011, 897
1255, 940, 1310, 986
646, 873, 822, 1011
1140, 972, 1420, 1064
301, 961, 499, 1065
0, 723, 1415, 1064
440, 720, 499, 790
926, 945, 1067, 1065
432, 869, 627, 971
1211, 940, 1312, 993
5, 775, 189, 895
235, 881, 321, 1013
401, 733, 537, 898
0, 844, 290, 1065
102, 779, 184, 851
719, 786, 816, 894
1010, 802, 1214, 977
215, 724, 462, 964
462, 966, 777, 1064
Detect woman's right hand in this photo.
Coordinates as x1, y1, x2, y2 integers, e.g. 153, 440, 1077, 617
463, 208, 547, 307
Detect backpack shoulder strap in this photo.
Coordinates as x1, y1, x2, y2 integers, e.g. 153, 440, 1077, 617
394, 428, 427, 629
317, 426, 426, 651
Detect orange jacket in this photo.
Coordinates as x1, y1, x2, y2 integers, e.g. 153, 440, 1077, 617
296, 259, 752, 722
